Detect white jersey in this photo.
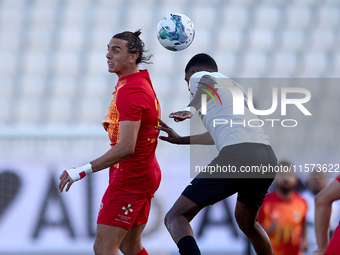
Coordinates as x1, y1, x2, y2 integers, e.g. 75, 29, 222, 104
189, 71, 270, 151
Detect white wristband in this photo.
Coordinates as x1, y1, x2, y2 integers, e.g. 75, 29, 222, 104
65, 163, 93, 182
184, 106, 196, 114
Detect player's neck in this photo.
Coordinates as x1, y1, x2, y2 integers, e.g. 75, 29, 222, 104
117, 66, 140, 79
276, 190, 294, 201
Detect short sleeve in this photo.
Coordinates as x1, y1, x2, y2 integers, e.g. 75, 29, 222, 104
257, 201, 266, 223
302, 198, 308, 223
336, 174, 340, 183
188, 71, 212, 95
116, 86, 147, 121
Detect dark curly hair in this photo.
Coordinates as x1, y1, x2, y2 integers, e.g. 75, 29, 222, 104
112, 29, 152, 65
185, 53, 218, 73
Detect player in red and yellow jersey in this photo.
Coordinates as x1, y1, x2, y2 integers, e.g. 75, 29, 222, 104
59, 30, 161, 255
258, 162, 308, 255
313, 174, 340, 255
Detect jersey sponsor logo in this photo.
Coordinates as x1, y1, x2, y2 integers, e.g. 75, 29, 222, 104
274, 225, 297, 245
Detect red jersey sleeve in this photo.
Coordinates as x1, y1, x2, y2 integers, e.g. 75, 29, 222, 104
257, 198, 267, 223
336, 174, 340, 183
116, 86, 147, 121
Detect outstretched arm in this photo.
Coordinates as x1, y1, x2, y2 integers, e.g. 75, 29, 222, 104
155, 119, 214, 145
313, 178, 340, 255
59, 120, 140, 192
170, 75, 217, 122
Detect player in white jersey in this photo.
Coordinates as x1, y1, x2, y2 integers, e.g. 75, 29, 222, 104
187, 70, 270, 151
156, 53, 277, 255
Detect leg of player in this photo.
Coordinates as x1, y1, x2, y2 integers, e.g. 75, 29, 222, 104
93, 224, 128, 255
234, 201, 273, 255
119, 224, 148, 255
164, 195, 203, 255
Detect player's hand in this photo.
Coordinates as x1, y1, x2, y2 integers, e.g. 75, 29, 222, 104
59, 170, 74, 193
312, 249, 325, 255
265, 219, 279, 235
155, 118, 181, 144
299, 237, 308, 252
169, 110, 193, 122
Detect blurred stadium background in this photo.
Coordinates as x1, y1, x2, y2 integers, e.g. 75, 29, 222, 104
0, 0, 340, 254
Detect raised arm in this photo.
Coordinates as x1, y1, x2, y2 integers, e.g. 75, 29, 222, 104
59, 120, 140, 192
155, 118, 214, 145
313, 178, 340, 255
169, 75, 217, 122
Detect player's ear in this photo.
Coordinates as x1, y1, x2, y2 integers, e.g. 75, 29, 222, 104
130, 52, 139, 63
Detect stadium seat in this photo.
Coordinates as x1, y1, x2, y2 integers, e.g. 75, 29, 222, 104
150, 53, 176, 76
92, 10, 120, 37
125, 7, 154, 31
271, 52, 297, 77
309, 29, 335, 52
26, 29, 53, 53
77, 98, 107, 124
280, 30, 306, 51
332, 53, 340, 76
0, 53, 17, 75
0, 31, 21, 53
160, 0, 186, 13
228, 0, 253, 7
187, 30, 211, 53
82, 75, 110, 99
86, 52, 109, 76
317, 7, 340, 29
300, 53, 327, 77
58, 29, 86, 53
0, 9, 25, 31
248, 30, 275, 52
0, 76, 14, 100
242, 52, 268, 77
34, 0, 59, 8
191, 7, 217, 30
51, 76, 77, 99
0, 99, 11, 124
217, 30, 244, 52
16, 98, 44, 125
214, 53, 237, 75
55, 53, 81, 76
47, 98, 73, 124
286, 6, 313, 29
21, 76, 46, 98
222, 7, 249, 30
254, 6, 281, 29
23, 53, 49, 76
30, 8, 57, 31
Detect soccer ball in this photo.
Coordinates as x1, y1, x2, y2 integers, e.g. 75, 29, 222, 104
156, 13, 195, 51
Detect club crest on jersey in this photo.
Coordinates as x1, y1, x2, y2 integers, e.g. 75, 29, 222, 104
122, 204, 133, 215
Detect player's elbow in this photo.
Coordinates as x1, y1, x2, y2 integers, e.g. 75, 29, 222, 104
315, 192, 323, 206
315, 191, 331, 207
122, 143, 135, 157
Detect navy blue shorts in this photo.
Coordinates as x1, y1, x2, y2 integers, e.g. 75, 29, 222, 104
182, 143, 277, 209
